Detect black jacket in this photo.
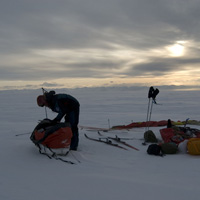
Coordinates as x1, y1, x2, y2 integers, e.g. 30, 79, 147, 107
45, 91, 80, 122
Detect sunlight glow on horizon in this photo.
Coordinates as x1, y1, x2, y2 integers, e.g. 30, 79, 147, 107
0, 74, 200, 91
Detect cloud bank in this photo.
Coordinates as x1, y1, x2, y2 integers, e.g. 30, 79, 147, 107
0, 0, 200, 89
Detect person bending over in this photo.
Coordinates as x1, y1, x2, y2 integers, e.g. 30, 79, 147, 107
37, 91, 80, 151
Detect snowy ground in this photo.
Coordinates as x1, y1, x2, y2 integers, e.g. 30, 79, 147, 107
0, 86, 200, 200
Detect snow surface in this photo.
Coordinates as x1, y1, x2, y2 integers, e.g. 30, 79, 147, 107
0, 86, 200, 200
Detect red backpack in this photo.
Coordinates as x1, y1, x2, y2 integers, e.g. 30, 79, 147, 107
30, 119, 72, 152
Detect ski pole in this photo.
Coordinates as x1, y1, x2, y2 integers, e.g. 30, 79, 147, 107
147, 99, 153, 131
143, 87, 160, 145
145, 87, 154, 131
15, 132, 31, 136
184, 118, 190, 128
42, 87, 48, 118
147, 88, 159, 130
152, 88, 159, 103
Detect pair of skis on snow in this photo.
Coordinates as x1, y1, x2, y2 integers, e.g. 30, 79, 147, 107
84, 132, 139, 151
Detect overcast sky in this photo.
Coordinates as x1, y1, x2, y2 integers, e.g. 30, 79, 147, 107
1, 0, 200, 90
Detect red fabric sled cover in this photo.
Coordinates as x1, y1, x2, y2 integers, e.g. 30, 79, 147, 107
160, 128, 185, 144
34, 127, 72, 149
160, 128, 175, 143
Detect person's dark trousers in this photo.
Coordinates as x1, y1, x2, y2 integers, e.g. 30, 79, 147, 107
65, 106, 79, 150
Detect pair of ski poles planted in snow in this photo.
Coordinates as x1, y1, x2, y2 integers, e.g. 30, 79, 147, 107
142, 86, 160, 145
145, 86, 160, 132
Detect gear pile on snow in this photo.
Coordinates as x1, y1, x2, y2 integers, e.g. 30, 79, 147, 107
145, 119, 200, 156
159, 123, 200, 155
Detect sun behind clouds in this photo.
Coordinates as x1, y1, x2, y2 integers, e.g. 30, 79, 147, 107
167, 41, 186, 57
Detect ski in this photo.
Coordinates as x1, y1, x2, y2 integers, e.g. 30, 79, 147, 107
97, 131, 132, 140
108, 136, 139, 151
79, 125, 110, 132
84, 134, 128, 150
97, 132, 139, 151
